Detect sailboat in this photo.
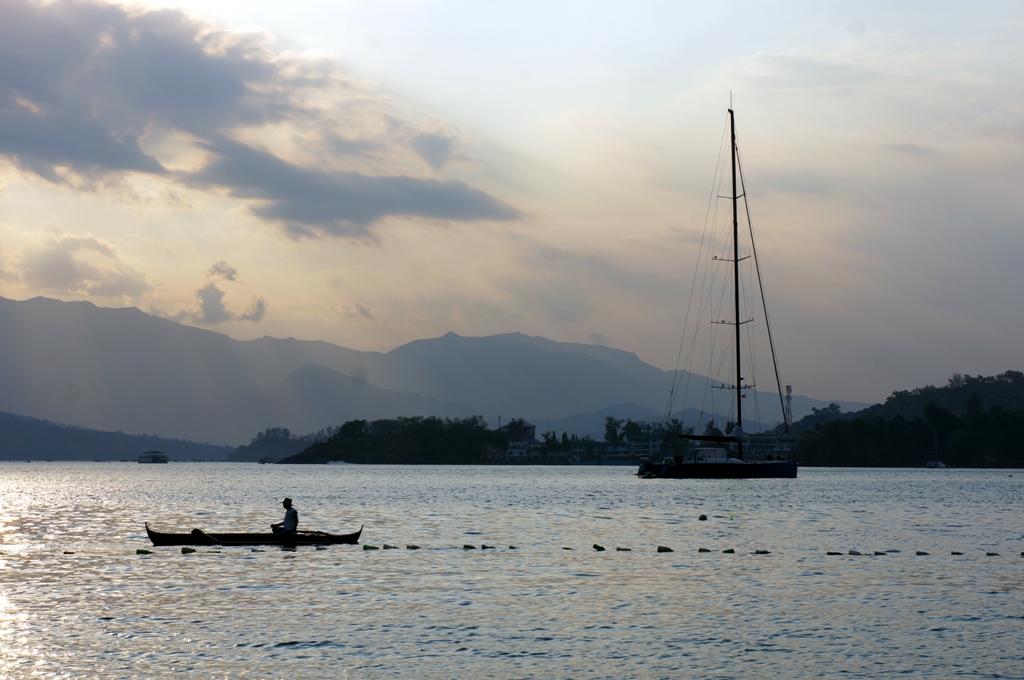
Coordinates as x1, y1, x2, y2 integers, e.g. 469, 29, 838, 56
639, 107, 797, 479
926, 430, 946, 468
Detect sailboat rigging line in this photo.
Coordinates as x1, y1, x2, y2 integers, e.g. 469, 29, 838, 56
664, 117, 730, 424
736, 145, 791, 439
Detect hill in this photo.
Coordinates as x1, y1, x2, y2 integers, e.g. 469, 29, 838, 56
0, 411, 231, 461
793, 371, 1024, 467
0, 296, 865, 445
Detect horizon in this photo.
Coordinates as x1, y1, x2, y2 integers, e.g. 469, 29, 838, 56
1, 1, 1022, 405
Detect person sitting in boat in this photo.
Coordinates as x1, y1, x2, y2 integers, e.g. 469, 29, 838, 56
271, 497, 298, 536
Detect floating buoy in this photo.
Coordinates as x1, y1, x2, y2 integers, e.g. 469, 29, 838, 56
136, 549, 151, 555
509, 546, 517, 550
730, 516, 734, 521
874, 551, 886, 556
406, 545, 421, 550
463, 544, 476, 550
722, 548, 735, 554
657, 546, 673, 553
986, 552, 1000, 556
698, 548, 711, 553
699, 514, 708, 521
951, 551, 962, 555
916, 551, 930, 556
181, 547, 196, 554
383, 544, 398, 550
827, 551, 842, 556
363, 545, 379, 551
481, 545, 495, 549
616, 547, 631, 551
754, 550, 770, 555
593, 544, 606, 551
849, 550, 862, 556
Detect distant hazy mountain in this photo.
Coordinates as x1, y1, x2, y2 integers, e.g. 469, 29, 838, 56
0, 296, 867, 445
0, 411, 231, 461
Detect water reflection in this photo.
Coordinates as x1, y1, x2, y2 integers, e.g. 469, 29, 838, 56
0, 463, 1020, 677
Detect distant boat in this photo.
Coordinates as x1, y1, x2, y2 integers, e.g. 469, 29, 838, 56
640, 107, 796, 480
138, 451, 168, 464
926, 430, 946, 468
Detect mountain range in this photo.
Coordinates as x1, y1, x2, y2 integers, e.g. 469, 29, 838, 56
0, 296, 867, 447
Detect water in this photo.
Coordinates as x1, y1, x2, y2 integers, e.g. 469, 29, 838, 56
1, 464, 1022, 678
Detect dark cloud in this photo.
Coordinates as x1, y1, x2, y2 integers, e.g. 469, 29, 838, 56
0, 0, 519, 236
343, 302, 374, 321
185, 264, 265, 324
411, 132, 455, 169
239, 296, 267, 322
195, 283, 232, 324
208, 261, 239, 281
186, 137, 519, 238
19, 233, 149, 298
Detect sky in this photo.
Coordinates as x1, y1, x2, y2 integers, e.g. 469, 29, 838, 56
0, 0, 1022, 404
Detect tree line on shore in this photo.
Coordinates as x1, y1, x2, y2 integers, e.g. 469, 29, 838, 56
792, 371, 1024, 467
275, 415, 697, 465
254, 370, 1024, 467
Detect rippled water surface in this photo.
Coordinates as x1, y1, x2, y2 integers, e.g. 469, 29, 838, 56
1, 463, 1022, 678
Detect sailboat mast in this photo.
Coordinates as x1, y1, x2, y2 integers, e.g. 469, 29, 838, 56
730, 108, 742, 436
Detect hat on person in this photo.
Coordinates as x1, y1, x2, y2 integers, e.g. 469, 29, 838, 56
282, 497, 292, 504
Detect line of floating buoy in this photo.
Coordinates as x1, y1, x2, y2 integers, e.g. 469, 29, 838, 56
135, 544, 1024, 556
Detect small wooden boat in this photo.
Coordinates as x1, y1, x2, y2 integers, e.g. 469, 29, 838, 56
145, 522, 362, 546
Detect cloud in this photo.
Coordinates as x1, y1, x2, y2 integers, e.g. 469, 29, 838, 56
195, 283, 232, 324
886, 143, 934, 157
0, 0, 519, 237
208, 261, 239, 281
342, 302, 374, 321
172, 263, 266, 325
239, 296, 267, 322
19, 232, 149, 298
411, 132, 455, 169
185, 136, 519, 238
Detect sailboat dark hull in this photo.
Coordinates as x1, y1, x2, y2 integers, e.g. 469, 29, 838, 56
644, 461, 797, 479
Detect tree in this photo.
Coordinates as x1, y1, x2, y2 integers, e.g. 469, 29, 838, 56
505, 418, 529, 442
965, 392, 985, 425
604, 416, 623, 445
703, 420, 723, 437
923, 401, 956, 439
811, 403, 842, 419
621, 419, 643, 437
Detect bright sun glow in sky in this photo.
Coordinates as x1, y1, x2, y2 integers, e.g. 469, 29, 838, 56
0, 0, 1022, 403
